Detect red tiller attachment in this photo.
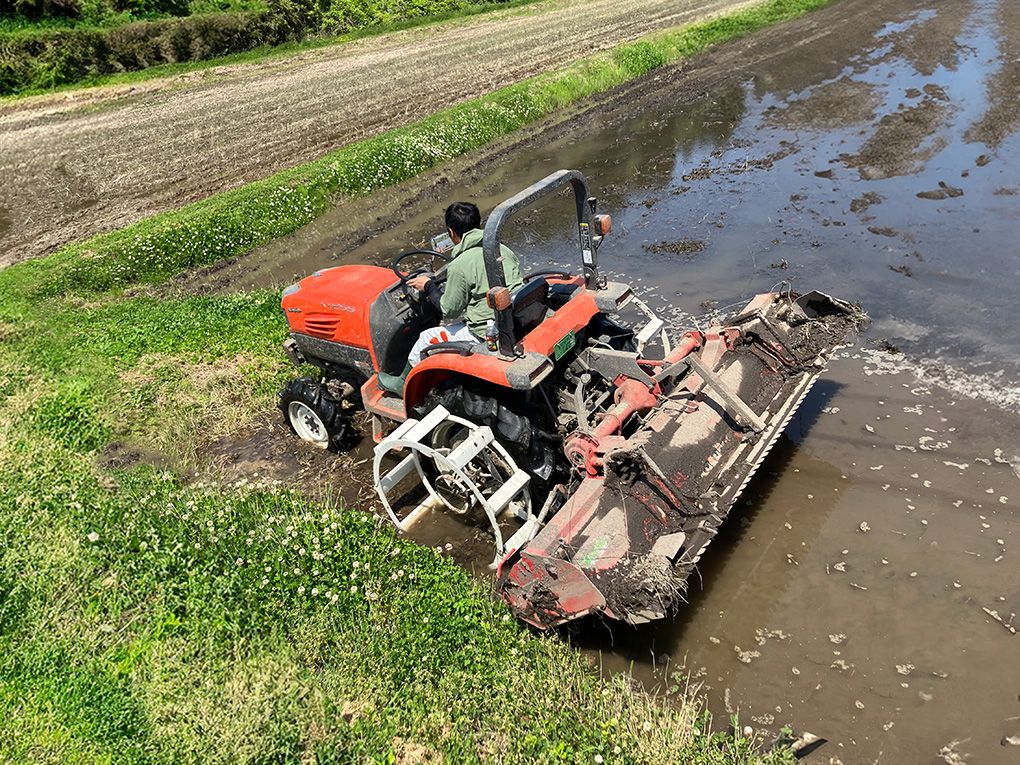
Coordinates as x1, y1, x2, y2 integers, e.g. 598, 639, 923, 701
497, 290, 864, 629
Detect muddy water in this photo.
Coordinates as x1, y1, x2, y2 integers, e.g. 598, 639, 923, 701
232, 0, 1020, 759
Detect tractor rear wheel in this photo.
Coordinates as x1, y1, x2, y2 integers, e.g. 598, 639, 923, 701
279, 377, 352, 451
421, 384, 561, 500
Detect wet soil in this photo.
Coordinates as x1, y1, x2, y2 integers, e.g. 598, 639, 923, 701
199, 415, 376, 507
0, 0, 755, 266
171, 0, 1020, 759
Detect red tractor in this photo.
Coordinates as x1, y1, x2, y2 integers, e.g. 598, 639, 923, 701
279, 170, 862, 629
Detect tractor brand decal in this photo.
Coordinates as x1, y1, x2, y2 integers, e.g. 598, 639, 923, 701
579, 222, 594, 265
554, 330, 576, 360
322, 303, 357, 313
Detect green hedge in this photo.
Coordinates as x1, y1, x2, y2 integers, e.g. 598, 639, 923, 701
1, 0, 192, 25
0, 0, 315, 94
0, 0, 515, 95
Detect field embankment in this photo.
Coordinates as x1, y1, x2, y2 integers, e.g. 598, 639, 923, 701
0, 0, 833, 279
0, 0, 765, 265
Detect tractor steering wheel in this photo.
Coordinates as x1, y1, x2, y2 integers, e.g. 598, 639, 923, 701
392, 249, 452, 314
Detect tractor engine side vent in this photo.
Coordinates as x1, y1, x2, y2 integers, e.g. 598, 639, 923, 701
303, 314, 341, 339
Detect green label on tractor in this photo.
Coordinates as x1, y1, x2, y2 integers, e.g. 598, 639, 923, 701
554, 330, 576, 360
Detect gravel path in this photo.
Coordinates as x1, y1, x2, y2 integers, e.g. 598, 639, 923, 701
0, 0, 754, 265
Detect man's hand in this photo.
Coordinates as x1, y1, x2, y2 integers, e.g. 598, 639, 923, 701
407, 274, 432, 292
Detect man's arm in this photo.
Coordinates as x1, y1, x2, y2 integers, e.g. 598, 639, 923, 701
407, 267, 469, 321
438, 265, 469, 320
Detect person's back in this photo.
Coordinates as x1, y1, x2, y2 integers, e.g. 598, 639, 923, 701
440, 227, 523, 338
378, 202, 524, 394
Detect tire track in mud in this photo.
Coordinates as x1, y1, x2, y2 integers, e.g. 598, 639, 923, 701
0, 0, 753, 265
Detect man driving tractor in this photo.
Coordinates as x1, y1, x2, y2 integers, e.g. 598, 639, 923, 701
377, 201, 523, 394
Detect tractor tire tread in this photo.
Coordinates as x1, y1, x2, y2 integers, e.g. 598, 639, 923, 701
279, 377, 352, 451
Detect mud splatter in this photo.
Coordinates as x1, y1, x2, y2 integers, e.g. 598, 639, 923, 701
642, 239, 706, 257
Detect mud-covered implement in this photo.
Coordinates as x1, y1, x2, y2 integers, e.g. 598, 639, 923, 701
277, 168, 863, 629
497, 289, 859, 628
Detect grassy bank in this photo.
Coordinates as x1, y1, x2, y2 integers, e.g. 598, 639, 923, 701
0, 273, 795, 763
3, 0, 833, 299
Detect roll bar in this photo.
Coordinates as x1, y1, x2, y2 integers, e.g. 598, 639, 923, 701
482, 169, 602, 357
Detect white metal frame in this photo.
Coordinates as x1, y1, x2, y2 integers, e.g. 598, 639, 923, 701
372, 405, 541, 563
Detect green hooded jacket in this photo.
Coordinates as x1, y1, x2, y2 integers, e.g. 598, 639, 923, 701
439, 228, 523, 337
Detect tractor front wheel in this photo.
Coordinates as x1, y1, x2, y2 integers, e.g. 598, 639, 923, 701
279, 377, 351, 451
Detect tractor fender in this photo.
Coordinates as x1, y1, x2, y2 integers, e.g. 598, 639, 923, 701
402, 352, 553, 411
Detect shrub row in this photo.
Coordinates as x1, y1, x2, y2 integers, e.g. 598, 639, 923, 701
0, 0, 513, 95
0, 0, 315, 94
2, 0, 191, 25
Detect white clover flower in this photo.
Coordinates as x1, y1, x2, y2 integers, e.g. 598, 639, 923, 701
311, 587, 319, 596
350, 585, 357, 593
86, 531, 100, 543
594, 756, 604, 765
298, 586, 305, 595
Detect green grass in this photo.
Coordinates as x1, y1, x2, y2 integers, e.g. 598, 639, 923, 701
2, 0, 835, 300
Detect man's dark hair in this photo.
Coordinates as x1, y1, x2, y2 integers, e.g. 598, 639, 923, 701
445, 202, 481, 237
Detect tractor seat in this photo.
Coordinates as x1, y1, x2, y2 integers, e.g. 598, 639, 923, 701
511, 278, 550, 337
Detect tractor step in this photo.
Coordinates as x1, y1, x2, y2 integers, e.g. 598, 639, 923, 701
372, 405, 538, 562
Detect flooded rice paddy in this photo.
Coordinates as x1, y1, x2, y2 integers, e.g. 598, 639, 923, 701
219, 0, 1020, 759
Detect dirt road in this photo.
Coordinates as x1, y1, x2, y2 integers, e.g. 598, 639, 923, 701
0, 0, 759, 265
